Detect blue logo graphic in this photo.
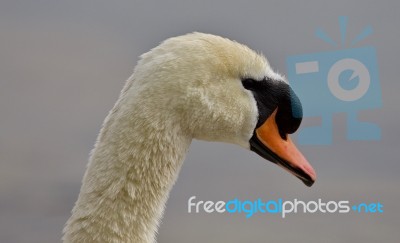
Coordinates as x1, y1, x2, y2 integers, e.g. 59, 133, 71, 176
286, 16, 382, 145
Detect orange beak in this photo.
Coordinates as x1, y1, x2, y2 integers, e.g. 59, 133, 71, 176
250, 108, 316, 186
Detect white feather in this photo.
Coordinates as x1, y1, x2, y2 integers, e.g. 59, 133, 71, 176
63, 32, 282, 243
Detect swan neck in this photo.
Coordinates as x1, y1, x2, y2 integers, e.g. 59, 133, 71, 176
63, 101, 191, 243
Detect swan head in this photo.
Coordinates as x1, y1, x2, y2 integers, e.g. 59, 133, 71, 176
132, 32, 316, 186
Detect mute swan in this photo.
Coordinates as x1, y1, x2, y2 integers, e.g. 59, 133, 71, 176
63, 32, 316, 243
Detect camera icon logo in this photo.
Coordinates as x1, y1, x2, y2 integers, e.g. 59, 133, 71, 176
328, 58, 370, 102
286, 16, 382, 145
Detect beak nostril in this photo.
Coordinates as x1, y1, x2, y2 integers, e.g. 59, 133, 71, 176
279, 132, 288, 141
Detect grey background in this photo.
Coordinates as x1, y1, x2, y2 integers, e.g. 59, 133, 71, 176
0, 0, 399, 242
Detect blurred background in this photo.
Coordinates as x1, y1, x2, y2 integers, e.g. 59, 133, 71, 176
0, 1, 399, 242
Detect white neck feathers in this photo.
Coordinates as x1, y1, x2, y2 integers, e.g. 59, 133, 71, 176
63, 79, 191, 242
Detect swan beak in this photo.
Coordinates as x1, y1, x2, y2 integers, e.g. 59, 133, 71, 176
249, 109, 316, 187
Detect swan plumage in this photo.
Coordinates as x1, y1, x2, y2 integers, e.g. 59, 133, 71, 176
63, 32, 316, 243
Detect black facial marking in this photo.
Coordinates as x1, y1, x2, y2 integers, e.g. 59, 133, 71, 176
241, 77, 303, 139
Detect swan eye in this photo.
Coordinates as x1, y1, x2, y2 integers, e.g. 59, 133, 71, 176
241, 78, 258, 90
241, 77, 274, 91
